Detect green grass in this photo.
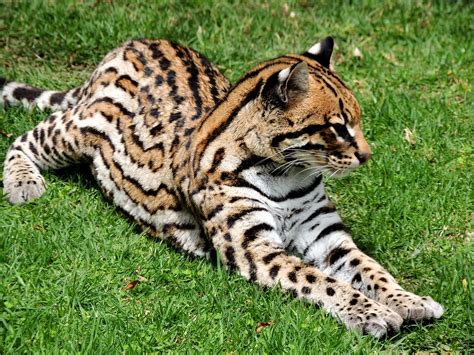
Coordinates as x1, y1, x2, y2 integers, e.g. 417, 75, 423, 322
1, 0, 473, 352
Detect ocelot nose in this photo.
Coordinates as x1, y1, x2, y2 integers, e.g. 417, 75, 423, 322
355, 151, 371, 164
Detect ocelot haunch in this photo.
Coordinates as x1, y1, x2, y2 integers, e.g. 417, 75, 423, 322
1, 37, 443, 338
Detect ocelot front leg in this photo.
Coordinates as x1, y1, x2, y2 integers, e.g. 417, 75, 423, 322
292, 200, 444, 321
196, 190, 403, 338
3, 109, 84, 204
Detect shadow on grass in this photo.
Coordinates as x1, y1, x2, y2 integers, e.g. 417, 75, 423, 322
53, 163, 97, 189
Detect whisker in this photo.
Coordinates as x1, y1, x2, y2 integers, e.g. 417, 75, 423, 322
329, 168, 341, 178
302, 164, 332, 181
285, 148, 327, 157
280, 160, 307, 175
271, 157, 307, 174
303, 168, 327, 181
271, 160, 299, 174
294, 163, 327, 177
256, 144, 301, 166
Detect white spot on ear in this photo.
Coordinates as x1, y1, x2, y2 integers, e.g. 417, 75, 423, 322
278, 67, 291, 82
346, 124, 355, 137
307, 42, 321, 55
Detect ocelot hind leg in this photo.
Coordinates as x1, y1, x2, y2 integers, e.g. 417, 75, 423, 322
87, 151, 211, 258
3, 109, 84, 204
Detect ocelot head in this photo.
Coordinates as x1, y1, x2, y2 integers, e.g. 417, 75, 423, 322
248, 37, 371, 178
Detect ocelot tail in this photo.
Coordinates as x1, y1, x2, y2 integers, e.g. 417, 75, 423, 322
1, 37, 443, 338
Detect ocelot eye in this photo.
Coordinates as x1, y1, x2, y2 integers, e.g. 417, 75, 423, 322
332, 124, 353, 141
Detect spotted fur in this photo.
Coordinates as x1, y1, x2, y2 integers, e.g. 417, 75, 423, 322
1, 37, 443, 338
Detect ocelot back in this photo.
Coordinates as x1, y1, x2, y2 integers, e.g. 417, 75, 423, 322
1, 37, 443, 338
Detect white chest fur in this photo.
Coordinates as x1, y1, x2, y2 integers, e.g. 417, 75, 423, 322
240, 166, 337, 244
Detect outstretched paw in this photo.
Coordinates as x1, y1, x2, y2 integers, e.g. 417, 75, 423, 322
384, 291, 444, 321
3, 173, 46, 204
337, 295, 403, 338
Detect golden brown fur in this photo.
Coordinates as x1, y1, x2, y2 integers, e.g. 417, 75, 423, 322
2, 37, 443, 338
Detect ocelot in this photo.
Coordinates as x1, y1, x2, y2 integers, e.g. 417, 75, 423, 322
1, 37, 443, 338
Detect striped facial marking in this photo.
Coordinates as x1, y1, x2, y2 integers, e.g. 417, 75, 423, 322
257, 55, 371, 177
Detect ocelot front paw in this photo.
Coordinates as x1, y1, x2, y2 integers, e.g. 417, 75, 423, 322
336, 295, 403, 338
3, 170, 46, 204
382, 290, 444, 321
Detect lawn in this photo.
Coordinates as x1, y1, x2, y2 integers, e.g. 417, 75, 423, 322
0, 0, 472, 352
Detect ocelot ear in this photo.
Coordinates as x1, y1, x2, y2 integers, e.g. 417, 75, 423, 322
261, 61, 309, 107
303, 36, 334, 68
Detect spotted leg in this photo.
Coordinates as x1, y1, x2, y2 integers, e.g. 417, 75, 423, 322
3, 109, 83, 204
197, 192, 403, 338
292, 203, 444, 322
